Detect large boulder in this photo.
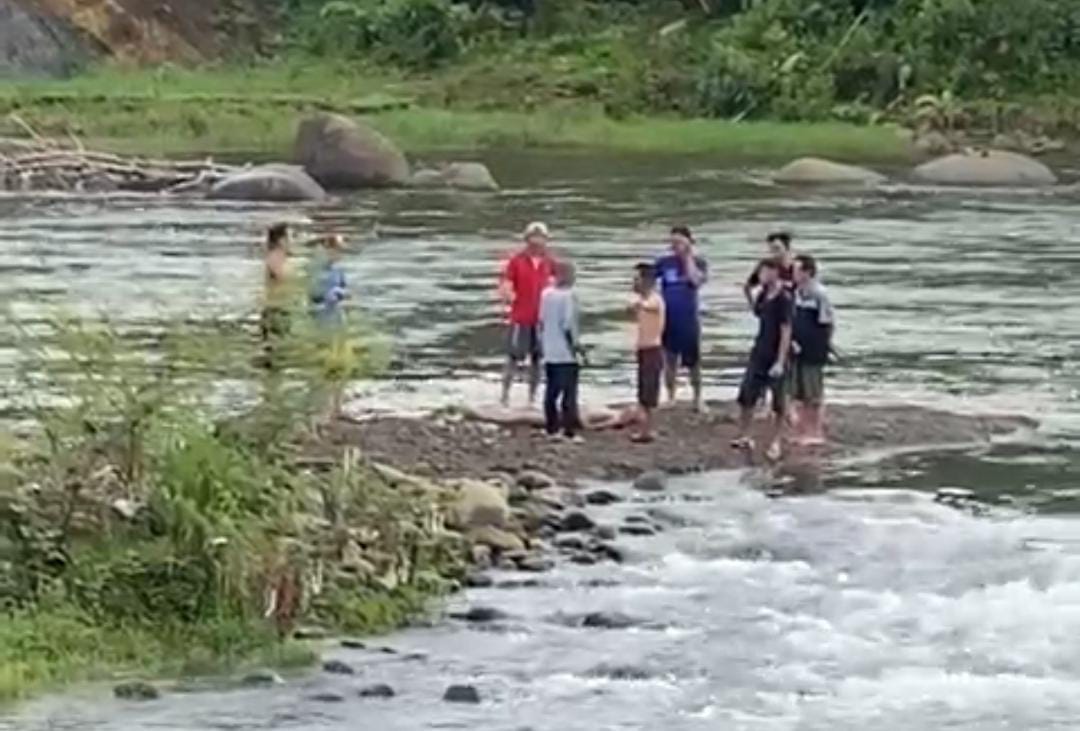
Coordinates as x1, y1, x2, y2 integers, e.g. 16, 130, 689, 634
208, 164, 326, 202
293, 113, 409, 188
773, 157, 885, 185
913, 149, 1058, 186
450, 479, 510, 530
410, 162, 499, 191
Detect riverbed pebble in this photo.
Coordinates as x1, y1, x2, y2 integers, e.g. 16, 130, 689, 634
450, 606, 509, 623
516, 469, 556, 490
584, 488, 621, 505
560, 510, 596, 532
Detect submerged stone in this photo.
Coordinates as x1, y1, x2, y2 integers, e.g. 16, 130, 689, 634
443, 684, 481, 704
322, 659, 355, 675
359, 683, 396, 699
113, 681, 160, 701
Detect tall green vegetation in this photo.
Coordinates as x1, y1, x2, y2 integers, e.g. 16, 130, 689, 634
281, 0, 1080, 125
0, 301, 461, 701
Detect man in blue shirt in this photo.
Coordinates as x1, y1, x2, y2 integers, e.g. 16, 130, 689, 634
655, 225, 708, 412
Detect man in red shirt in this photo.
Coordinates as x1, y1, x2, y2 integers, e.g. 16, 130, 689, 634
499, 221, 555, 407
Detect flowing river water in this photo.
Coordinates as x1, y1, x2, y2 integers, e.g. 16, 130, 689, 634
2, 152, 1080, 729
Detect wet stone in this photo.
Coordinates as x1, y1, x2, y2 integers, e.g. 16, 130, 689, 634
114, 682, 160, 701
587, 663, 652, 681
241, 669, 284, 686
570, 552, 598, 565
560, 510, 596, 532
322, 659, 355, 675
620, 523, 657, 537
517, 469, 556, 490
450, 606, 509, 623
584, 488, 621, 505
359, 683, 396, 699
593, 524, 617, 541
443, 684, 482, 704
555, 534, 587, 552
339, 638, 366, 650
517, 554, 555, 573
464, 571, 494, 588
633, 470, 667, 492
309, 692, 345, 703
597, 543, 626, 563
581, 611, 639, 629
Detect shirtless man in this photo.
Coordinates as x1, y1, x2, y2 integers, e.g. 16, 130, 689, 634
261, 223, 292, 364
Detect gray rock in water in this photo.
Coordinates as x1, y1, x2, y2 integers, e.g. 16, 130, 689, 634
587, 663, 653, 681
619, 523, 657, 537
633, 470, 667, 492
516, 554, 555, 573
450, 606, 509, 623
581, 611, 639, 629
293, 112, 410, 188
113, 681, 160, 701
585, 489, 621, 505
596, 542, 626, 563
340, 638, 366, 650
409, 162, 499, 191
322, 659, 355, 675
464, 572, 494, 588
209, 164, 327, 202
241, 669, 284, 686
359, 683, 396, 699
309, 692, 345, 703
560, 510, 596, 533
555, 534, 587, 552
593, 524, 617, 541
443, 684, 482, 704
773, 157, 886, 185
570, 552, 598, 565
913, 150, 1057, 186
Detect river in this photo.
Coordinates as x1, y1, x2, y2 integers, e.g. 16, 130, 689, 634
1, 152, 1079, 729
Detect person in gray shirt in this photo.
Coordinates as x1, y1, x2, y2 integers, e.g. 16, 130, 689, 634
538, 261, 583, 441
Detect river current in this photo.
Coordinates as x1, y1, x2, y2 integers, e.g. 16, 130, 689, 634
1, 152, 1079, 729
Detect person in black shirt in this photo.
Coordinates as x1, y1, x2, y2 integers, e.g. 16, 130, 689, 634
733, 258, 793, 460
742, 230, 795, 307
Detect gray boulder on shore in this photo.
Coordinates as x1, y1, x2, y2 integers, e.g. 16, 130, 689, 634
912, 149, 1058, 186
773, 157, 886, 185
293, 112, 410, 189
208, 164, 326, 202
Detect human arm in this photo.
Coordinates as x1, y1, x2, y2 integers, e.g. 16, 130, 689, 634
743, 264, 760, 307
770, 295, 793, 377
684, 253, 707, 288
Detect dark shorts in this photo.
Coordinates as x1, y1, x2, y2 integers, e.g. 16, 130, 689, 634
506, 324, 540, 362
662, 322, 701, 369
260, 306, 291, 341
791, 361, 825, 404
737, 367, 787, 415
637, 346, 664, 409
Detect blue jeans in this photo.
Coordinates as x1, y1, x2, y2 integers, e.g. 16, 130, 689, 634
544, 363, 581, 437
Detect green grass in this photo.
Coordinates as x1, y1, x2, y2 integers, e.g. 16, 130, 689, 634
0, 61, 910, 161
0, 607, 316, 703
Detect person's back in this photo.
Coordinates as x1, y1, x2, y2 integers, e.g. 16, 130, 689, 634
310, 235, 348, 329
539, 284, 579, 364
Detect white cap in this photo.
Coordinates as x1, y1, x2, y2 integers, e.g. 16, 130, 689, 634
523, 221, 550, 238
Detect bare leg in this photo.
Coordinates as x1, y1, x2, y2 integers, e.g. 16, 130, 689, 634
527, 356, 541, 407
765, 408, 785, 460
663, 351, 678, 404
501, 357, 519, 406
690, 363, 705, 412
737, 406, 753, 441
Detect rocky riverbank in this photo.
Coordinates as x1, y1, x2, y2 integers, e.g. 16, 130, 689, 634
329, 402, 1032, 485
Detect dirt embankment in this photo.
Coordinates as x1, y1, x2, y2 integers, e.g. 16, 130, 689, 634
0, 0, 274, 77
327, 402, 1033, 486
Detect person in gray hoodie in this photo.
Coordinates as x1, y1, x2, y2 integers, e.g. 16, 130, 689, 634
538, 260, 583, 441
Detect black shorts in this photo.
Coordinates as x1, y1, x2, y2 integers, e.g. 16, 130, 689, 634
506, 324, 540, 362
260, 306, 291, 341
637, 346, 663, 409
737, 367, 787, 415
662, 322, 701, 369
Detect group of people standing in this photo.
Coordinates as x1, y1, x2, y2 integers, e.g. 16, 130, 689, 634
498, 224, 834, 460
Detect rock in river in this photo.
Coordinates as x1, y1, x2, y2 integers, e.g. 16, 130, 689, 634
410, 162, 499, 191
469, 525, 525, 553
633, 470, 667, 492
560, 510, 596, 533
773, 157, 885, 185
449, 606, 509, 623
359, 683, 396, 699
585, 488, 621, 505
516, 469, 557, 490
452, 479, 511, 530
209, 164, 326, 202
443, 684, 482, 704
293, 112, 410, 188
113, 681, 160, 701
913, 150, 1057, 186
322, 659, 355, 676
241, 669, 284, 686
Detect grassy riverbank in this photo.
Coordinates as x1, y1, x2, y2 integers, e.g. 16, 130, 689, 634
0, 310, 462, 703
0, 63, 911, 160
